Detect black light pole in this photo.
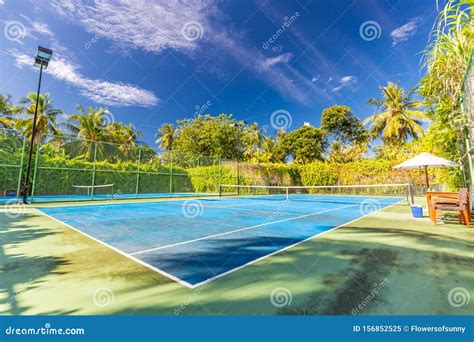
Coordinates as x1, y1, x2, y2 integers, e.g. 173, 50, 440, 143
22, 46, 52, 204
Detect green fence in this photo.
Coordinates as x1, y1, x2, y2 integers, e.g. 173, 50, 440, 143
0, 128, 26, 203
9, 134, 293, 203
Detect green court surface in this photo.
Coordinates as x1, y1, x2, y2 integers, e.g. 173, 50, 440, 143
0, 197, 472, 315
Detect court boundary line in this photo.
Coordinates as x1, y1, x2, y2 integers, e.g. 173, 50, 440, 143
129, 203, 358, 256
33, 198, 403, 289
188, 199, 405, 288
33, 208, 196, 289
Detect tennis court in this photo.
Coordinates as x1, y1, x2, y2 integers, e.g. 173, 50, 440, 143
36, 185, 405, 288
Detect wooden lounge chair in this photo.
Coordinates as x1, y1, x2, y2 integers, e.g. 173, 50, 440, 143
432, 188, 471, 226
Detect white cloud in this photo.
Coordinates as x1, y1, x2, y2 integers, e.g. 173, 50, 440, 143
18, 14, 55, 38
9, 49, 159, 107
31, 22, 54, 37
390, 18, 421, 46
259, 53, 293, 70
331, 75, 357, 92
49, 0, 316, 105
51, 0, 214, 54
0, 0, 5, 6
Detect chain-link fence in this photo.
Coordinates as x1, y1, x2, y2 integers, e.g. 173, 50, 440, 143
0, 128, 26, 203
0, 131, 296, 203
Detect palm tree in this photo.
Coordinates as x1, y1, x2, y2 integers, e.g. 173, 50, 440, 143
364, 82, 427, 144
155, 123, 175, 151
0, 94, 21, 129
15, 93, 62, 142
64, 105, 111, 160
107, 122, 142, 156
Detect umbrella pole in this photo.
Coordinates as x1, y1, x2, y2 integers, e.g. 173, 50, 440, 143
424, 165, 429, 190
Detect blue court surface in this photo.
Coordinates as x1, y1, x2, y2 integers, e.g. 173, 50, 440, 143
37, 195, 402, 287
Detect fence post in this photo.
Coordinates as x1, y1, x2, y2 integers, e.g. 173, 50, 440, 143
16, 134, 27, 202
169, 151, 173, 195
237, 161, 240, 196
30, 134, 41, 202
91, 141, 97, 199
135, 148, 141, 198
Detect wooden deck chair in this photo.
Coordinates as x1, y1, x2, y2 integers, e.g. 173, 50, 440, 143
432, 188, 471, 226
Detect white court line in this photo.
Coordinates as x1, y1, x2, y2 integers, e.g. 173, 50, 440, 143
188, 199, 404, 288
33, 208, 196, 288
34, 198, 404, 289
129, 203, 358, 256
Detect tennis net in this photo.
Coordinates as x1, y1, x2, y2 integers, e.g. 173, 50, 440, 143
219, 183, 414, 204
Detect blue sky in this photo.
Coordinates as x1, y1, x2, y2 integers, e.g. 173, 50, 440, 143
0, 0, 439, 146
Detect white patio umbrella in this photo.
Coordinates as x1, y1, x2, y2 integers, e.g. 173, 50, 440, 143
393, 152, 460, 189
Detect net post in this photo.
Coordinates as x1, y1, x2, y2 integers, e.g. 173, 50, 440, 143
169, 151, 173, 196
135, 147, 141, 199
285, 186, 289, 201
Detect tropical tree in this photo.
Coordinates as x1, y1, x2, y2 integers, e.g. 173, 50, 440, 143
108, 122, 142, 155
14, 93, 62, 142
420, 0, 474, 161
282, 125, 327, 164
171, 114, 246, 160
155, 123, 175, 151
64, 105, 112, 160
0, 94, 21, 129
242, 122, 264, 161
364, 82, 426, 145
321, 105, 368, 162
